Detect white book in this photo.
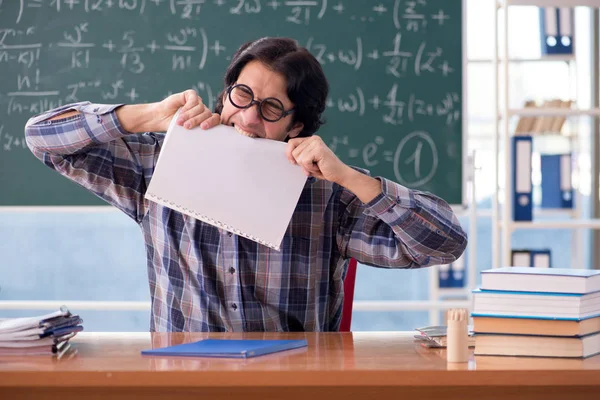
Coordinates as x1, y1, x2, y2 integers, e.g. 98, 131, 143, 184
145, 112, 307, 250
471, 289, 600, 320
474, 332, 600, 358
480, 267, 600, 294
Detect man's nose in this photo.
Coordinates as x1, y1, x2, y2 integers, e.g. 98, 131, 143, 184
241, 103, 261, 125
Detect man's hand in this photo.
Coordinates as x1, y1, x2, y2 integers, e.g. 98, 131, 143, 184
286, 135, 382, 203
286, 136, 352, 184
117, 89, 220, 133
154, 89, 221, 131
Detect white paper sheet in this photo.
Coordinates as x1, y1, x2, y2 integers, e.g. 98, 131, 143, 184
0, 309, 68, 334
145, 112, 307, 250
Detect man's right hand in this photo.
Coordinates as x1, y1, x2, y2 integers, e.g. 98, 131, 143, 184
116, 89, 221, 133
154, 89, 221, 132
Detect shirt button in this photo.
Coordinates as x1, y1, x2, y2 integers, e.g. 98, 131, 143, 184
396, 197, 402, 204
229, 267, 235, 274
227, 232, 233, 237
231, 303, 238, 310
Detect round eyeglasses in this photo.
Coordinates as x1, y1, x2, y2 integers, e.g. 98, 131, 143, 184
227, 84, 295, 122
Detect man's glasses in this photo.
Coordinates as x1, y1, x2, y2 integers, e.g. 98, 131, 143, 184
227, 84, 295, 122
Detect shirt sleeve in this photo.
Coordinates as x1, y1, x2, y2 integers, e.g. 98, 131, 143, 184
24, 101, 163, 223
336, 171, 468, 269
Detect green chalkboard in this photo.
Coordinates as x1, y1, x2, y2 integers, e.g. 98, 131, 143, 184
0, 0, 463, 206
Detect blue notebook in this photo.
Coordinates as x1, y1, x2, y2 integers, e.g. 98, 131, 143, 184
141, 339, 308, 358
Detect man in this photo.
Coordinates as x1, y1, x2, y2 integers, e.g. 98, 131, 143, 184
25, 37, 467, 332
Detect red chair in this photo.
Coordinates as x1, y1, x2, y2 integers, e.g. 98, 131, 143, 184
340, 258, 358, 332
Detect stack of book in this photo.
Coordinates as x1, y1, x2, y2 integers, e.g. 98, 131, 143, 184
0, 306, 83, 356
472, 267, 600, 358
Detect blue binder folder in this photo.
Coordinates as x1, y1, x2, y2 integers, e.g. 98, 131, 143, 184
539, 7, 574, 55
439, 255, 466, 288
512, 136, 533, 221
141, 339, 308, 358
541, 153, 573, 209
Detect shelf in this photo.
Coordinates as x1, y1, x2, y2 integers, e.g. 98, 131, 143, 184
533, 208, 579, 216
468, 55, 575, 63
502, 219, 600, 230
351, 300, 471, 311
494, 0, 594, 269
509, 107, 600, 117
437, 288, 470, 297
507, 0, 600, 6
474, 208, 578, 218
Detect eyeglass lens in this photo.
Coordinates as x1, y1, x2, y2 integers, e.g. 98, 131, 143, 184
229, 84, 286, 122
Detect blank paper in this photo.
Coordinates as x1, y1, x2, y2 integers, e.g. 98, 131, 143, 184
145, 112, 307, 250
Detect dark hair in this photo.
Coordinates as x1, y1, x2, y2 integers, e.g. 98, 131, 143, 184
214, 37, 329, 137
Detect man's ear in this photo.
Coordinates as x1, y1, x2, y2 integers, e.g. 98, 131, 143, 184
287, 121, 304, 139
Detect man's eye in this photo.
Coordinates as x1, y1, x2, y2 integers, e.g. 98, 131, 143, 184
232, 87, 253, 103
262, 105, 281, 119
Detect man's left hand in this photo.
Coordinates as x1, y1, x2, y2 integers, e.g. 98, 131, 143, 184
286, 136, 352, 185
287, 135, 382, 203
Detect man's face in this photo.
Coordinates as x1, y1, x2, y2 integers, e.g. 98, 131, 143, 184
220, 60, 303, 141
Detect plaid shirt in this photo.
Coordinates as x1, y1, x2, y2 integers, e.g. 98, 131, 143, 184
25, 102, 467, 332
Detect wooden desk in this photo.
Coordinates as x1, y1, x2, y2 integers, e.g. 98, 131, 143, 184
0, 332, 599, 400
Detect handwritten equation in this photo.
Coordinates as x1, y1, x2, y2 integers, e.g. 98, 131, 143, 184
11, 0, 450, 30
0, 125, 28, 152
329, 130, 441, 186
327, 85, 459, 126
1, 28, 454, 79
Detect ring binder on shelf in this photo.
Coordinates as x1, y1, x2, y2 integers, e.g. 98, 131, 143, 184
540, 7, 574, 55
438, 254, 466, 288
512, 136, 533, 221
541, 153, 573, 209
511, 249, 552, 268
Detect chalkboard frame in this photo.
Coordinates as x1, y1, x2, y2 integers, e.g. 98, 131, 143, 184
459, 0, 467, 209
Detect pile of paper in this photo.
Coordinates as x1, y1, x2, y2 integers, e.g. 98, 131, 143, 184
414, 325, 475, 348
0, 306, 83, 356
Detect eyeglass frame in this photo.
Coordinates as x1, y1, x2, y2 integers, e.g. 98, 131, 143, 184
226, 83, 295, 122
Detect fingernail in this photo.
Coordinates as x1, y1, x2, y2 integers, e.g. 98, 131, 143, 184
201, 123, 207, 129
184, 122, 190, 129
177, 119, 183, 125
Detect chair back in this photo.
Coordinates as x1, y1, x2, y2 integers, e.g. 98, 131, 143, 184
340, 258, 358, 332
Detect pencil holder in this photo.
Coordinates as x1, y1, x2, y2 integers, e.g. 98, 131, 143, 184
446, 308, 469, 363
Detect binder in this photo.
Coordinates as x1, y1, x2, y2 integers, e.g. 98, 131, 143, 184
539, 7, 574, 55
511, 250, 532, 267
438, 254, 466, 288
438, 263, 452, 288
511, 249, 552, 268
141, 339, 308, 358
512, 136, 533, 221
541, 153, 573, 209
532, 250, 552, 268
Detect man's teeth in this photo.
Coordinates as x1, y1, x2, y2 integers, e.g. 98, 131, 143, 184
234, 125, 257, 138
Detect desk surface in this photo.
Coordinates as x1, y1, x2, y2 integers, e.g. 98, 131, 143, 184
1, 332, 599, 400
